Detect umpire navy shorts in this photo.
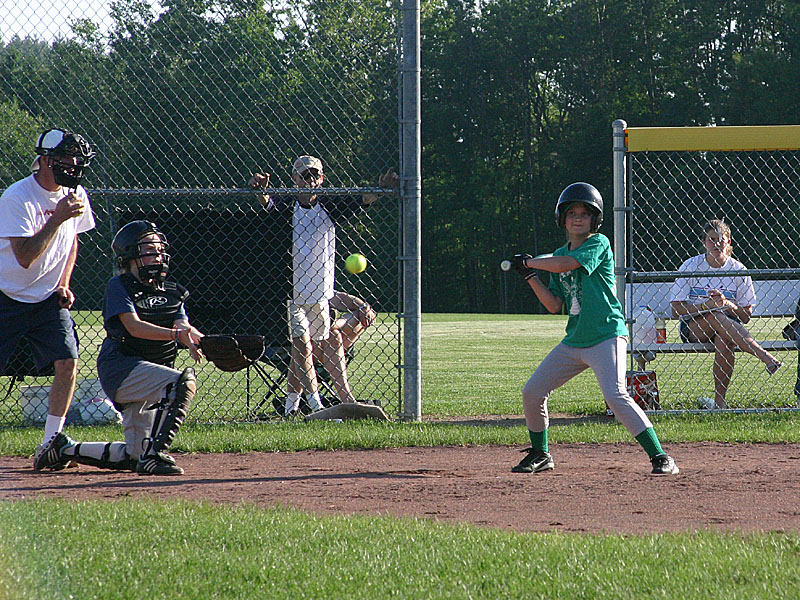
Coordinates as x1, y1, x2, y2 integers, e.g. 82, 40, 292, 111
0, 290, 80, 375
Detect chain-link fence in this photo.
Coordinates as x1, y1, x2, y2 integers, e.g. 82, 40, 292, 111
0, 1, 406, 425
614, 122, 800, 411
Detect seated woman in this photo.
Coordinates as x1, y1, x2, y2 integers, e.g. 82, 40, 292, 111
670, 219, 782, 409
309, 290, 377, 407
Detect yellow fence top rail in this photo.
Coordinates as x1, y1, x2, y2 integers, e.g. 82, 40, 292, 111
626, 125, 800, 152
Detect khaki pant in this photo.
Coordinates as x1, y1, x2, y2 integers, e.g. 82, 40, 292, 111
114, 362, 182, 460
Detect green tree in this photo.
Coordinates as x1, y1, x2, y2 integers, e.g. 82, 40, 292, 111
0, 98, 43, 186
419, 0, 800, 312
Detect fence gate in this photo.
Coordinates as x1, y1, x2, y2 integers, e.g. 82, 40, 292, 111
613, 120, 800, 411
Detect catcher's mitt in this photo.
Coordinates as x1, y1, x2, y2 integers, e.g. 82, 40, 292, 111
199, 334, 265, 372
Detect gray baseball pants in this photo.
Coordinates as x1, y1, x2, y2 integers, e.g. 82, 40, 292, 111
522, 336, 652, 436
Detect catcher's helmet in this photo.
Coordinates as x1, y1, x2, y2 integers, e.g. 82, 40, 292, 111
555, 182, 603, 232
112, 221, 170, 284
34, 129, 95, 189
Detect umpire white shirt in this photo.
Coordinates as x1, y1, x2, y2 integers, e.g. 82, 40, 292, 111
0, 174, 95, 303
292, 201, 335, 304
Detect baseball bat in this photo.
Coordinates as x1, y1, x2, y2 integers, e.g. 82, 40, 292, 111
500, 253, 553, 271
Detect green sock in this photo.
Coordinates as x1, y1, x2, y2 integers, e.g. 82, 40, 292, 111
528, 429, 548, 453
635, 427, 664, 458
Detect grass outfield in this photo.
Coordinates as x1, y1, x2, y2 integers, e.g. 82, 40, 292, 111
421, 313, 799, 413
3, 313, 800, 599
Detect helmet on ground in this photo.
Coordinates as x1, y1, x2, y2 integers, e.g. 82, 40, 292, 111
112, 221, 170, 285
33, 129, 95, 188
555, 182, 603, 232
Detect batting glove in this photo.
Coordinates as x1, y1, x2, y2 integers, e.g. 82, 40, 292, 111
510, 253, 537, 280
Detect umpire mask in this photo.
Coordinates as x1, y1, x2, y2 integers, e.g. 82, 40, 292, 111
35, 129, 96, 189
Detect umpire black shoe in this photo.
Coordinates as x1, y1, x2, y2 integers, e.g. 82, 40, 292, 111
511, 448, 554, 473
137, 452, 184, 476
650, 453, 680, 475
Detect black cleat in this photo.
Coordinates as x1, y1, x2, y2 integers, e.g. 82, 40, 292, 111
136, 452, 184, 475
650, 453, 679, 475
32, 433, 75, 471
511, 448, 555, 473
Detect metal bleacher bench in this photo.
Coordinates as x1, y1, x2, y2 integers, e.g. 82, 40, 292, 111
627, 279, 800, 370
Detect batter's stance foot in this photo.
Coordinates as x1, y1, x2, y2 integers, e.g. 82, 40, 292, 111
650, 453, 679, 475
511, 448, 554, 473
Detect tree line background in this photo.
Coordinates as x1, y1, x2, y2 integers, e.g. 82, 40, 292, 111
2, 0, 799, 313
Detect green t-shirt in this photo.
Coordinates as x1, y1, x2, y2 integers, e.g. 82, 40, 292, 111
547, 233, 628, 348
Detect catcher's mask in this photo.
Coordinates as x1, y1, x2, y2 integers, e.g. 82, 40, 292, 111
112, 221, 171, 285
555, 182, 603, 232
34, 129, 95, 189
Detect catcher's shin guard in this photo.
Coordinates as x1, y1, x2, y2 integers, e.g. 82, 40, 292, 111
63, 441, 137, 471
144, 367, 195, 457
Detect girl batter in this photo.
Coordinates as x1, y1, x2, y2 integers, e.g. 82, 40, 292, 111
509, 182, 679, 475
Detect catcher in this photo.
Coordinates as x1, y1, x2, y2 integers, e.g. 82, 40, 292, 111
47, 221, 204, 475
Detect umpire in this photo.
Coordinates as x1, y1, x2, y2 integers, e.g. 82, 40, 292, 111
0, 129, 96, 470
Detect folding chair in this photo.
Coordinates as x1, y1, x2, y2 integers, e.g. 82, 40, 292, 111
2, 337, 54, 402
245, 343, 292, 420
245, 342, 350, 419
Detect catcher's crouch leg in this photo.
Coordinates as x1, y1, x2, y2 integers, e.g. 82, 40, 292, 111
137, 368, 195, 476
61, 441, 137, 471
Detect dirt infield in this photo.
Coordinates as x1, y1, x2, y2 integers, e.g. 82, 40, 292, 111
4, 441, 800, 534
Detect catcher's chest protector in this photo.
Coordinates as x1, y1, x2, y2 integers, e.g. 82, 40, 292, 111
119, 273, 189, 366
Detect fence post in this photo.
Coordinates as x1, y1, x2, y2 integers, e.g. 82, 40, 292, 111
612, 119, 628, 315
401, 0, 421, 421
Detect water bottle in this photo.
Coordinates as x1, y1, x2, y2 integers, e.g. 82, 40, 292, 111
655, 318, 667, 343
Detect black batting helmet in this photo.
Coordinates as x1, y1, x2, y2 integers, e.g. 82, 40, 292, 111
555, 182, 604, 232
112, 221, 170, 284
